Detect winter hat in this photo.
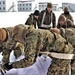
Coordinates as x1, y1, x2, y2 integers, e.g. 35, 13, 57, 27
0, 28, 7, 42
34, 10, 40, 16
64, 7, 69, 12
47, 3, 52, 8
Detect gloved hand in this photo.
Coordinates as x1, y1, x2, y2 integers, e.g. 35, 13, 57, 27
4, 62, 13, 71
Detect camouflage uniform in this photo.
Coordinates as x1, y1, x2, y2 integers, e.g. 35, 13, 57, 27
47, 32, 73, 75
2, 24, 26, 65
1, 27, 14, 64
57, 15, 74, 28
25, 13, 39, 28
4, 25, 74, 74
61, 13, 74, 23
59, 28, 75, 75
39, 9, 56, 29
61, 7, 74, 22
1, 25, 73, 75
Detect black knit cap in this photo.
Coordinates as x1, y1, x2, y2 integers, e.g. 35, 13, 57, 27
34, 10, 40, 16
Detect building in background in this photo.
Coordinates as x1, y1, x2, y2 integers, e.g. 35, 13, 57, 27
18, 0, 35, 12
38, 2, 47, 12
37, 2, 59, 12
0, 0, 75, 12
0, 0, 6, 12
62, 3, 75, 12
0, 0, 17, 12
53, 4, 59, 11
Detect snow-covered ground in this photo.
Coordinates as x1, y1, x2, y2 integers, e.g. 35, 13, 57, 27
0, 12, 31, 28
0, 11, 75, 62
0, 11, 75, 28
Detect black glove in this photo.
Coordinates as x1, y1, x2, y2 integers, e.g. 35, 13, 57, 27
4, 62, 13, 70
39, 53, 42, 56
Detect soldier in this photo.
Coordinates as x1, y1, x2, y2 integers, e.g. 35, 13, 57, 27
1, 24, 27, 65
25, 10, 40, 29
0, 27, 14, 65
2, 24, 74, 75
60, 7, 74, 23
0, 27, 15, 75
0, 24, 29, 74
57, 15, 74, 28
50, 28, 75, 75
39, 2, 56, 29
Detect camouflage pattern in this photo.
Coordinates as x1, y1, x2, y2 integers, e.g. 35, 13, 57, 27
60, 28, 75, 75
1, 25, 73, 75
2, 24, 26, 65
61, 12, 74, 23
57, 19, 74, 28
25, 13, 39, 28
39, 9, 56, 29
1, 27, 14, 65
23, 26, 73, 75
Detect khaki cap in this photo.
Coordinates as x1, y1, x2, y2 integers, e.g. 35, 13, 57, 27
64, 7, 69, 12
47, 3, 52, 8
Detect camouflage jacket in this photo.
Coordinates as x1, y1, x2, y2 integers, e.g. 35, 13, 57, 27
1, 25, 73, 75
60, 28, 75, 47
57, 19, 74, 28
2, 27, 14, 64
61, 12, 74, 23
59, 28, 75, 75
39, 8, 56, 29
25, 13, 40, 28
9, 25, 73, 74
2, 24, 26, 64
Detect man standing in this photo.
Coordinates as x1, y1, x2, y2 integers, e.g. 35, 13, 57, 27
25, 10, 40, 29
39, 3, 56, 29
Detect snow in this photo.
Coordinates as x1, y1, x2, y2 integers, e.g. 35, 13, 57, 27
0, 11, 75, 28
0, 11, 75, 62
0, 12, 32, 28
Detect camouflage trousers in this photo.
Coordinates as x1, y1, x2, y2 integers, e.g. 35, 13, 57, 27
71, 59, 75, 75
47, 64, 70, 75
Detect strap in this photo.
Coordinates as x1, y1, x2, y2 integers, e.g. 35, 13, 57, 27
50, 31, 56, 42
41, 12, 51, 28
41, 12, 46, 25
36, 21, 38, 29
50, 12, 53, 27
32, 15, 33, 24
40, 51, 74, 59
41, 12, 53, 28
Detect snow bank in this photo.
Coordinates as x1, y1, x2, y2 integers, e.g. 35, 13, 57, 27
0, 11, 75, 28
